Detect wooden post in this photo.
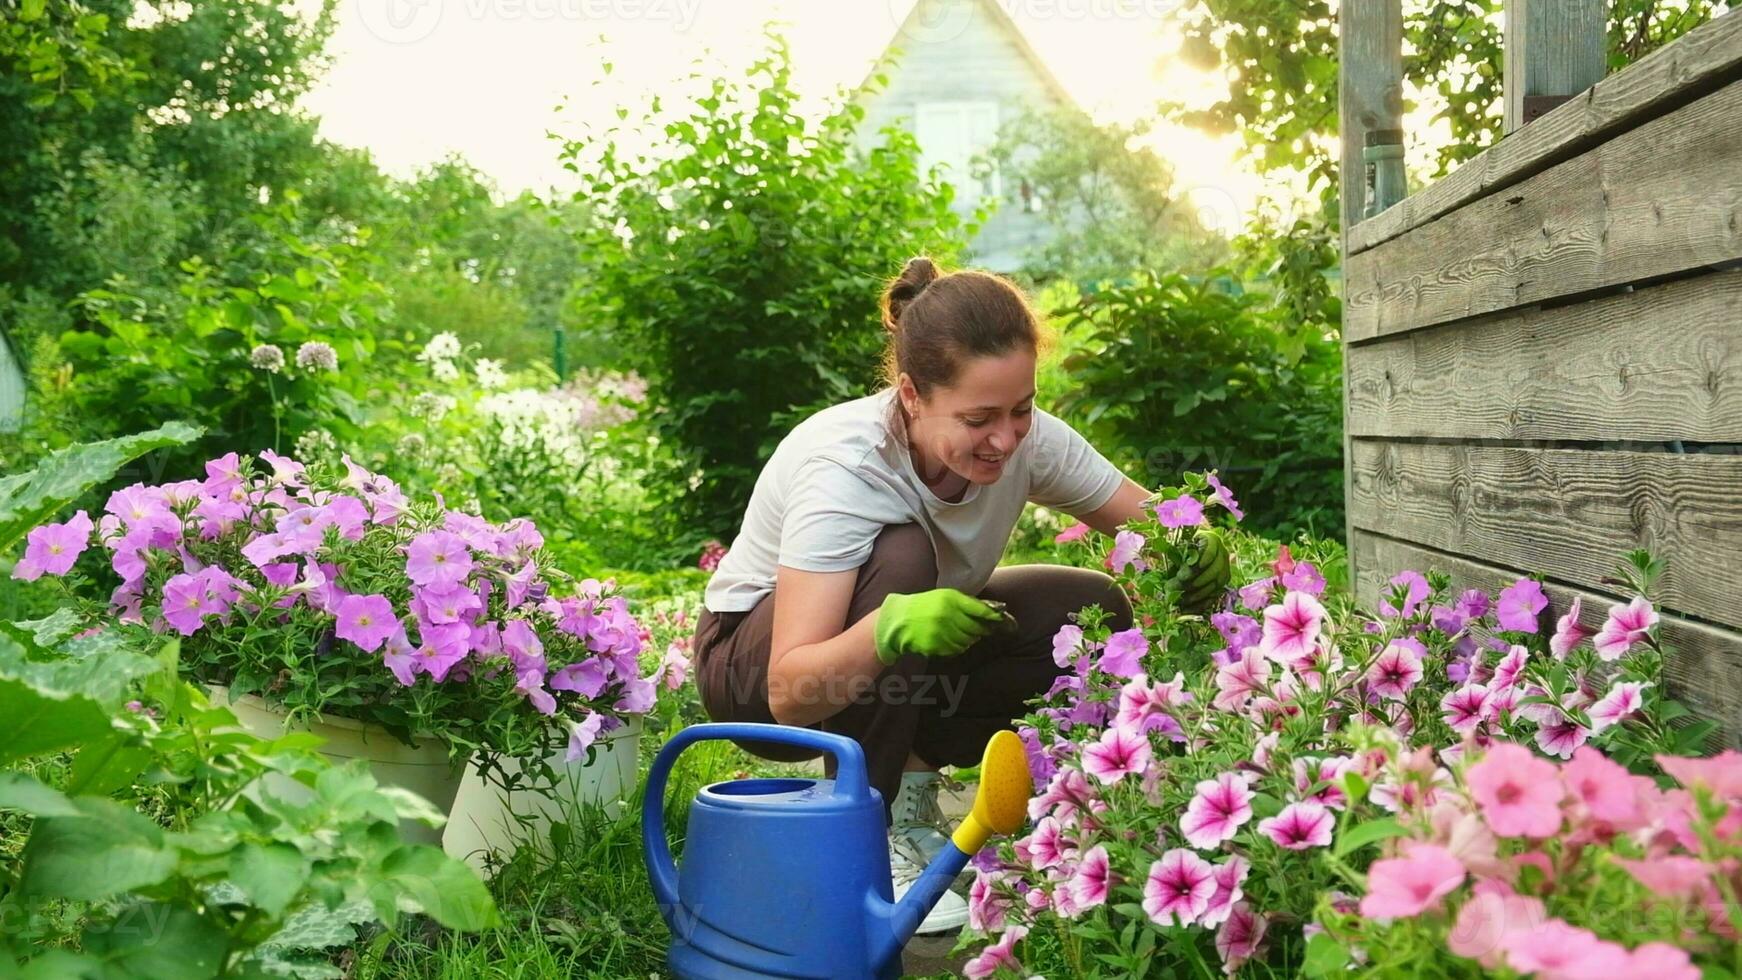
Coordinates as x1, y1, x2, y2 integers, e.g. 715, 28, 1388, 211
1339, 0, 1403, 584
1505, 0, 1608, 133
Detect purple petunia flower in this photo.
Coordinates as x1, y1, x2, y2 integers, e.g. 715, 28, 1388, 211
13, 510, 94, 581
405, 530, 473, 588
1155, 494, 1206, 529
335, 593, 399, 653
1496, 578, 1548, 633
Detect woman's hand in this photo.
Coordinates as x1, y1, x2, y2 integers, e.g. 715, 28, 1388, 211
873, 588, 1008, 664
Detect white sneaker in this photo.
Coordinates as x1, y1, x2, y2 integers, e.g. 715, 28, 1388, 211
890, 770, 953, 862
890, 835, 969, 935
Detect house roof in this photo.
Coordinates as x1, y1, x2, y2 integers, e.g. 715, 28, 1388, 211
856, 0, 1080, 110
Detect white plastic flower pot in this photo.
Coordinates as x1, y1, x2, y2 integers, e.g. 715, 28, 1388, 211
442, 715, 643, 872
209, 685, 463, 846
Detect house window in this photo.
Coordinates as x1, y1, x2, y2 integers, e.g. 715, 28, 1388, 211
913, 100, 1001, 209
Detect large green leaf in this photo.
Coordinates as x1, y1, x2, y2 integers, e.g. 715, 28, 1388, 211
18, 796, 178, 901
68, 730, 154, 797
0, 772, 82, 817
377, 846, 501, 931
229, 842, 309, 919
0, 421, 202, 551
0, 673, 112, 766
81, 903, 228, 979
0, 628, 161, 710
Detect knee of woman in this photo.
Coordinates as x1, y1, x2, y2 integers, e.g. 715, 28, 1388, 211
866, 522, 938, 594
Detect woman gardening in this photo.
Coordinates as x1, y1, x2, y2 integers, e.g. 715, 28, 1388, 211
692, 258, 1221, 933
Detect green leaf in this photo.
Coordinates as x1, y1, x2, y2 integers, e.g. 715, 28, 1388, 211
1301, 931, 1351, 977
1333, 817, 1408, 858
19, 797, 178, 901
377, 846, 501, 931
0, 673, 113, 766
82, 903, 228, 979
0, 772, 81, 817
0, 422, 202, 551
230, 842, 310, 919
69, 731, 154, 797
20, 0, 45, 20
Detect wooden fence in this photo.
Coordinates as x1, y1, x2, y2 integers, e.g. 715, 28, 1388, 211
1338, 5, 1742, 742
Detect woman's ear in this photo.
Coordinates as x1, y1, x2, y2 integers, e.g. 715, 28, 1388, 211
897, 373, 919, 416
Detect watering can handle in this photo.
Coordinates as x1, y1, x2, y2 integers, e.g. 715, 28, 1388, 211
641, 722, 871, 916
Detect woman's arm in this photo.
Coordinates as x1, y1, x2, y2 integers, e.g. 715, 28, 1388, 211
765, 564, 886, 727
1074, 476, 1153, 536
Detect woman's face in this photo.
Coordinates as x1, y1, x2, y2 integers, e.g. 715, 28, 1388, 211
900, 349, 1038, 488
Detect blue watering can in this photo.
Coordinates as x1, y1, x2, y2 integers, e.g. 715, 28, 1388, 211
643, 722, 1032, 979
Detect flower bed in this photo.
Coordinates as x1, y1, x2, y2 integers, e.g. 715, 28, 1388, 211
17, 450, 657, 771
960, 473, 1723, 978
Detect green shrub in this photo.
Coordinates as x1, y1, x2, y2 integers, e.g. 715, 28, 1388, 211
561, 29, 974, 542
1053, 271, 1342, 539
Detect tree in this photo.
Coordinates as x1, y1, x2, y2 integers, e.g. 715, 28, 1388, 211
562, 30, 974, 541
986, 107, 1229, 285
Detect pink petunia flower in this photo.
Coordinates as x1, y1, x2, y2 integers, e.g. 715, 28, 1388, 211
1587, 680, 1651, 734
1068, 844, 1113, 911
1496, 578, 1548, 633
1155, 494, 1206, 528
1378, 570, 1430, 619
1502, 919, 1629, 977
1628, 943, 1701, 980
1025, 816, 1066, 870
13, 510, 94, 581
1206, 472, 1244, 521
514, 667, 557, 715
1082, 725, 1152, 786
382, 627, 419, 686
1116, 672, 1189, 738
1491, 645, 1529, 690
1098, 628, 1148, 678
160, 571, 216, 636
335, 593, 400, 653
1358, 842, 1465, 919
1561, 746, 1649, 827
1215, 903, 1267, 973
1258, 801, 1333, 850
1366, 638, 1425, 700
564, 710, 605, 762
1181, 772, 1255, 849
1549, 596, 1594, 659
1593, 596, 1658, 661
404, 530, 473, 588
1199, 854, 1250, 928
549, 658, 609, 699
963, 924, 1027, 980
1259, 591, 1326, 664
1053, 521, 1092, 544
1446, 882, 1546, 968
1466, 743, 1564, 838
1610, 855, 1714, 899
1655, 749, 1742, 800
1213, 647, 1270, 711
1142, 848, 1216, 926
1534, 715, 1589, 759
1292, 756, 1353, 810
1051, 624, 1084, 668
1280, 561, 1325, 596
1440, 683, 1492, 736
1107, 529, 1148, 575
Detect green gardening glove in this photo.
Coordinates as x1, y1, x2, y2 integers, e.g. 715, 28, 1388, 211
873, 588, 1010, 665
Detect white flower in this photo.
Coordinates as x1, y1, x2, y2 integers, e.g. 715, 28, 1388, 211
430, 359, 461, 383
418, 332, 463, 364
294, 341, 338, 372
474, 358, 508, 390
396, 433, 427, 455
249, 344, 285, 372
293, 428, 338, 459
411, 392, 456, 422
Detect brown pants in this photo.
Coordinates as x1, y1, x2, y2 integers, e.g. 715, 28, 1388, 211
693, 522, 1135, 818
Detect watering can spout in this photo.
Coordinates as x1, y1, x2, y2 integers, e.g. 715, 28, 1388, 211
868, 730, 1033, 961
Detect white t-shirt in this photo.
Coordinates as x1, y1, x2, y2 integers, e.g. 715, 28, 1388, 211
703, 387, 1126, 613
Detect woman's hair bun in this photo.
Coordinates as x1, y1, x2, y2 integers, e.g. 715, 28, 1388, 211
881, 256, 940, 333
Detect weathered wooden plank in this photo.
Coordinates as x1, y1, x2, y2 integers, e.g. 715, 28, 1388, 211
1349, 8, 1742, 256
1339, 0, 1403, 587
1349, 440, 1742, 631
1347, 270, 1742, 441
1345, 76, 1742, 341
1351, 530, 1742, 746
1339, 0, 1405, 230
1504, 0, 1608, 134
